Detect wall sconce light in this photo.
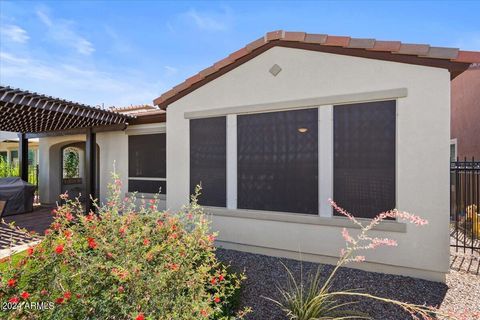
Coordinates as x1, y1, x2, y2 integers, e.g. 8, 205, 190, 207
297, 127, 308, 133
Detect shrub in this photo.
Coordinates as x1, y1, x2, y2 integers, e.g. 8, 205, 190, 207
268, 201, 467, 320
0, 173, 249, 320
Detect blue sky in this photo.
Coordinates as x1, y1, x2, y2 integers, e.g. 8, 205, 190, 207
1, 1, 479, 107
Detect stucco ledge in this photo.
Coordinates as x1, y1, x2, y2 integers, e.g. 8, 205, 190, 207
205, 207, 406, 233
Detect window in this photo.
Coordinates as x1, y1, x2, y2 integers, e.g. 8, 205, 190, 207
450, 141, 457, 162
128, 134, 166, 194
0, 151, 6, 162
237, 109, 318, 214
333, 100, 396, 219
190, 117, 227, 207
10, 150, 18, 165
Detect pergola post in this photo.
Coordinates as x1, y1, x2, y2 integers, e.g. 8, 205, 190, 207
18, 133, 29, 182
85, 128, 97, 214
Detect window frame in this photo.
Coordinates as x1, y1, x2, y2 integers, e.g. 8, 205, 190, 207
127, 132, 167, 195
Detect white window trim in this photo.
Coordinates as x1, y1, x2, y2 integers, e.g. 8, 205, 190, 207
226, 115, 237, 209
189, 92, 406, 225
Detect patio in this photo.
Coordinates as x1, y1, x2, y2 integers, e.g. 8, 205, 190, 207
0, 205, 53, 251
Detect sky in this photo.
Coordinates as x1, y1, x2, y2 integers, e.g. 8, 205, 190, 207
1, 0, 479, 108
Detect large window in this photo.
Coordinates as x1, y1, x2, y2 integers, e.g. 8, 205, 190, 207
128, 134, 166, 194
333, 100, 396, 218
237, 109, 318, 214
190, 117, 227, 207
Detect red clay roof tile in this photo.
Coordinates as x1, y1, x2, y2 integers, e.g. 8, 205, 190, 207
229, 47, 250, 61
266, 30, 283, 41
324, 36, 350, 47
456, 50, 480, 63
153, 30, 480, 108
304, 33, 327, 44
397, 43, 430, 56
348, 38, 375, 49
283, 31, 306, 42
246, 37, 266, 51
424, 47, 459, 59
368, 40, 402, 52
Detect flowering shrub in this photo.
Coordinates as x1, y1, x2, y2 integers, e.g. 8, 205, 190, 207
268, 201, 474, 320
0, 173, 249, 319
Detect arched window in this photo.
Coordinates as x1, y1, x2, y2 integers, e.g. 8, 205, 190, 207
62, 147, 80, 179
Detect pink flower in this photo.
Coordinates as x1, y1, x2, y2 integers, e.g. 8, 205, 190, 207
65, 212, 74, 221
341, 228, 355, 244
353, 255, 365, 262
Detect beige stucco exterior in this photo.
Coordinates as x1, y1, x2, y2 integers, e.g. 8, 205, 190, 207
38, 125, 166, 209
166, 46, 451, 282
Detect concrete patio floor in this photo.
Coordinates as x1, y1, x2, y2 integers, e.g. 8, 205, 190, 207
0, 205, 54, 252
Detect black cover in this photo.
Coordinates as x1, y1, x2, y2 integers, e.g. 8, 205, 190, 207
190, 117, 227, 207
0, 177, 35, 216
333, 100, 396, 219
128, 134, 166, 178
237, 108, 318, 214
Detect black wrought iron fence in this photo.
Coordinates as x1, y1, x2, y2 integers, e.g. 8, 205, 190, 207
450, 158, 480, 253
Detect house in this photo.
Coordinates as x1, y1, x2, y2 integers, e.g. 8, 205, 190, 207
0, 131, 39, 167
451, 62, 480, 160
5, 31, 479, 283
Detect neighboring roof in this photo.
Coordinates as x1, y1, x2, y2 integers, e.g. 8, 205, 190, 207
110, 104, 156, 114
154, 30, 480, 109
0, 86, 134, 134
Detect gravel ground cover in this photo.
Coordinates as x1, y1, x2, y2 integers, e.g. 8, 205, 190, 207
217, 248, 480, 320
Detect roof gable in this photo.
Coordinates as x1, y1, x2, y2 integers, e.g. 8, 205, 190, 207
153, 30, 480, 109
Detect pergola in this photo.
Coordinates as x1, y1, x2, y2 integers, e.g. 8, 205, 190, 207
0, 85, 134, 213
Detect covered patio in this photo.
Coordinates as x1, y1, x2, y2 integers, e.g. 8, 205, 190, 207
0, 85, 133, 214
0, 86, 135, 255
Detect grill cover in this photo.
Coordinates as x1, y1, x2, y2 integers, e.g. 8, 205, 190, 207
0, 177, 35, 216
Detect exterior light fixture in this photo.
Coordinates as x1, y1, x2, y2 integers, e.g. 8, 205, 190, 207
297, 127, 308, 133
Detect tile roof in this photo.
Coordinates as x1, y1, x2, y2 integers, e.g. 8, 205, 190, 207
153, 30, 480, 109
110, 104, 156, 115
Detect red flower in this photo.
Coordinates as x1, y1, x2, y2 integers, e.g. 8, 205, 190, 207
119, 227, 126, 235
52, 222, 61, 230
168, 263, 179, 271
27, 246, 34, 256
143, 238, 150, 246
7, 279, 16, 287
64, 230, 72, 239
40, 289, 48, 296
21, 291, 30, 299
87, 237, 97, 249
8, 296, 19, 304
156, 220, 164, 227
210, 277, 217, 285
76, 294, 82, 299
200, 309, 208, 317
66, 212, 74, 221
118, 286, 125, 293
208, 234, 216, 242
63, 291, 72, 299
55, 297, 64, 304
218, 274, 224, 281
135, 313, 145, 320
51, 209, 57, 215
214, 296, 221, 303
44, 229, 51, 235
55, 244, 64, 254
86, 213, 94, 221
106, 252, 113, 259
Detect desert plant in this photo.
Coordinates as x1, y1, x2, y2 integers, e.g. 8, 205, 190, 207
0, 172, 250, 320
268, 201, 465, 320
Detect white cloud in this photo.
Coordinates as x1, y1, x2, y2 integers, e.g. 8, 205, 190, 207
164, 65, 178, 76
0, 24, 29, 43
35, 8, 95, 55
183, 7, 233, 31
0, 50, 162, 107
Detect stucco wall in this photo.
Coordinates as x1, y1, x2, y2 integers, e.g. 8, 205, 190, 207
451, 66, 480, 158
39, 126, 166, 209
166, 46, 451, 281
